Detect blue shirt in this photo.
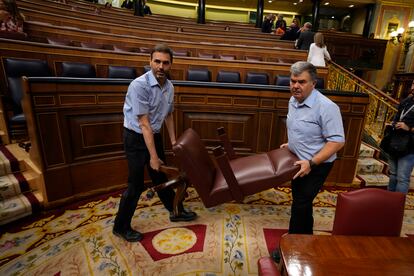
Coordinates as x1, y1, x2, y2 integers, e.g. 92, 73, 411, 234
123, 71, 174, 134
286, 89, 345, 162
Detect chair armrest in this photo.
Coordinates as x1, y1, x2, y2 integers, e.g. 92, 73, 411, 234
212, 146, 244, 202
217, 127, 236, 160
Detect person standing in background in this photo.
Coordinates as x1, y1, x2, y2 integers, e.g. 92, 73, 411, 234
307, 32, 331, 67
296, 22, 314, 50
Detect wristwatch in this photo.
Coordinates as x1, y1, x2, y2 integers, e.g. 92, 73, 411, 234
308, 159, 317, 169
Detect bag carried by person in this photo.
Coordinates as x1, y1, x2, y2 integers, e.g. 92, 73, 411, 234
380, 125, 412, 157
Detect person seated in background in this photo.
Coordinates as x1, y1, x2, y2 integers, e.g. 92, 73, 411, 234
121, 0, 133, 9
275, 14, 287, 32
143, 0, 152, 15
0, 0, 25, 34
281, 20, 300, 41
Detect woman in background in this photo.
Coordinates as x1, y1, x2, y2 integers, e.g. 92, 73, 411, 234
0, 0, 24, 33
307, 32, 330, 67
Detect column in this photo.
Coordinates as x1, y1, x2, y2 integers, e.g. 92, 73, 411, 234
197, 0, 206, 24
255, 0, 264, 28
311, 0, 320, 31
363, 4, 375, 38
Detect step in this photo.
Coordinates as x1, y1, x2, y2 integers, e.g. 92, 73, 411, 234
359, 143, 376, 158
358, 173, 389, 187
357, 157, 385, 174
0, 172, 30, 200
0, 191, 41, 226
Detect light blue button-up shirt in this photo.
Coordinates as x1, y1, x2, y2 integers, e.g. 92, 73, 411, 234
123, 70, 174, 134
286, 89, 345, 162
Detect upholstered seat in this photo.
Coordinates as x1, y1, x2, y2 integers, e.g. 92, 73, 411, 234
216, 70, 241, 83
171, 128, 299, 208
113, 45, 138, 53
219, 55, 236, 60
198, 53, 215, 59
332, 188, 406, 236
245, 56, 263, 62
187, 68, 211, 82
47, 37, 72, 46
61, 62, 96, 78
173, 50, 189, 57
4, 58, 52, 139
80, 42, 104, 49
275, 75, 290, 86
246, 72, 269, 85
108, 65, 137, 79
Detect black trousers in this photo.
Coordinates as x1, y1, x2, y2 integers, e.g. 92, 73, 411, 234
114, 128, 179, 231
289, 162, 334, 234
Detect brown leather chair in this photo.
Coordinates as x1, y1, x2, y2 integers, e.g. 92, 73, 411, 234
258, 257, 281, 276
171, 128, 299, 208
332, 188, 406, 236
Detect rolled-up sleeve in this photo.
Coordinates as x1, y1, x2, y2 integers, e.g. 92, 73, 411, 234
321, 103, 345, 143
130, 81, 149, 116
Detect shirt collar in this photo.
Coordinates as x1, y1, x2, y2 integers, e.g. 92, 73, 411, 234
148, 70, 160, 87
290, 89, 318, 108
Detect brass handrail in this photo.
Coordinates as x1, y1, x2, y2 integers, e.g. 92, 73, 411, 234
326, 61, 398, 143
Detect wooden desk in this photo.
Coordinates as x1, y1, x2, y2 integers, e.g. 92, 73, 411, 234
280, 234, 414, 276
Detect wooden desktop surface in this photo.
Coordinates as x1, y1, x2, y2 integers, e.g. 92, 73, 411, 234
280, 234, 414, 276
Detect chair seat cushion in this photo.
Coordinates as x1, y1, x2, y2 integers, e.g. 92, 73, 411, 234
212, 148, 299, 197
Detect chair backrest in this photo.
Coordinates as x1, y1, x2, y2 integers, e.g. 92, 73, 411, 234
172, 128, 217, 205
61, 62, 96, 78
143, 65, 151, 73
187, 68, 211, 82
245, 56, 263, 62
173, 50, 189, 57
4, 58, 51, 114
275, 75, 290, 86
246, 72, 269, 85
332, 188, 406, 236
108, 65, 137, 79
216, 70, 241, 83
316, 77, 325, 89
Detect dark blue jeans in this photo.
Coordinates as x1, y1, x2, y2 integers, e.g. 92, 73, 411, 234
114, 128, 178, 231
289, 162, 333, 234
388, 153, 414, 194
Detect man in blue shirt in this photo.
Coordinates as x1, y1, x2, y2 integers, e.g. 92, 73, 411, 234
113, 44, 197, 242
284, 61, 345, 234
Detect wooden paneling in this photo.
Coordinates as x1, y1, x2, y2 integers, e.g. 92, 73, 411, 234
23, 78, 369, 208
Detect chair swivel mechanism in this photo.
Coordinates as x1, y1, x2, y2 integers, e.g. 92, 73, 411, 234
153, 127, 300, 216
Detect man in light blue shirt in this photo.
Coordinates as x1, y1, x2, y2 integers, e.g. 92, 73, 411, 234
272, 61, 344, 262
113, 44, 197, 242
284, 61, 345, 234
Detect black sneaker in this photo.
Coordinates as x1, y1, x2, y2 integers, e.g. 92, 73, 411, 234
271, 248, 281, 263
112, 227, 143, 242
169, 210, 197, 222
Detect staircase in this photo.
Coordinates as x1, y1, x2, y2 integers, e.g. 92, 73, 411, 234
357, 142, 414, 189
0, 144, 42, 226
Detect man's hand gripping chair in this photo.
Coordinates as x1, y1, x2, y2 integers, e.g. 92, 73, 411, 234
153, 127, 300, 216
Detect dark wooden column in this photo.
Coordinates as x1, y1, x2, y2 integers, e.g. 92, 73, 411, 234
311, 0, 320, 31
363, 4, 375, 38
134, 0, 144, 16
197, 0, 206, 24
255, 0, 264, 28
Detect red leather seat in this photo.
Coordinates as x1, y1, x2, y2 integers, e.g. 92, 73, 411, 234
258, 257, 281, 276
332, 188, 406, 236
172, 128, 299, 208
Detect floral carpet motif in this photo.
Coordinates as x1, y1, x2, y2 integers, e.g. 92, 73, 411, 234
1, 187, 414, 276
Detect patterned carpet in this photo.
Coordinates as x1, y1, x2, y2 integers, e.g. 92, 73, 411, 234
1, 187, 414, 276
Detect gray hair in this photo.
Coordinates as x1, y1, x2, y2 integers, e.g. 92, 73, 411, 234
290, 61, 317, 81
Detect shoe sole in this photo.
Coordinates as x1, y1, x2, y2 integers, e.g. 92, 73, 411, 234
169, 214, 198, 222
112, 230, 143, 242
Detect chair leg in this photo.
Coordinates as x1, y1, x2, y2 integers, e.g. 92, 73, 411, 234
172, 179, 188, 216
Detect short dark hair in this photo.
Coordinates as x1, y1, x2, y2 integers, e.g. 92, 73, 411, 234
150, 44, 173, 63
290, 61, 317, 81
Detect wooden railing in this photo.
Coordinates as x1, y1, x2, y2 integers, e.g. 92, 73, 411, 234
327, 61, 399, 142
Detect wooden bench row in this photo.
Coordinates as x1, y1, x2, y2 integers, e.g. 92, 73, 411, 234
24, 21, 307, 63
0, 38, 328, 98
